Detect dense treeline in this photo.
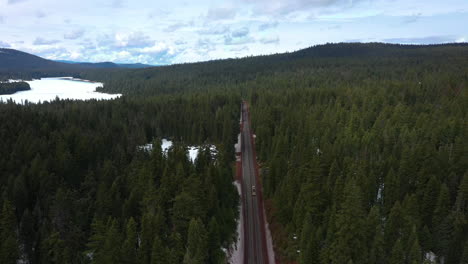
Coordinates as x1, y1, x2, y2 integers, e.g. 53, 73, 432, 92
247, 46, 468, 263
0, 81, 30, 95
0, 42, 467, 263
0, 95, 239, 263
81, 43, 468, 97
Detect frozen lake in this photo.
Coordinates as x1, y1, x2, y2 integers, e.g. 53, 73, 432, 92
0, 77, 121, 104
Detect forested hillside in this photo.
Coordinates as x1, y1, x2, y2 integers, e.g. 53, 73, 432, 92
0, 42, 467, 263
81, 43, 468, 97
0, 49, 151, 81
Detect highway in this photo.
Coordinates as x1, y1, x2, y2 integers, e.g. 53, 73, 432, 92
241, 101, 268, 264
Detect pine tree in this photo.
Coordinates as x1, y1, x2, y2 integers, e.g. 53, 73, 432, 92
300, 213, 319, 264
99, 218, 123, 264
369, 223, 385, 264
385, 201, 403, 255
421, 176, 440, 228
39, 231, 68, 264
433, 184, 450, 229
420, 225, 432, 252
139, 213, 156, 263
367, 206, 384, 264
122, 217, 138, 264
384, 168, 399, 214
330, 178, 367, 264
168, 232, 184, 264
19, 208, 34, 259
86, 217, 106, 261
0, 201, 19, 264
183, 218, 208, 264
407, 225, 422, 264
151, 236, 168, 264
389, 239, 405, 264
460, 239, 468, 264
207, 217, 223, 264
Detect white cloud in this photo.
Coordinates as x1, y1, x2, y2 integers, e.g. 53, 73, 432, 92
232, 27, 249, 38
114, 32, 154, 48
206, 7, 237, 20
258, 21, 278, 31
402, 12, 422, 24
260, 36, 280, 44
139, 42, 175, 55
68, 51, 82, 60
0, 41, 11, 48
198, 25, 230, 35
0, 0, 466, 65
64, 29, 85, 40
33, 37, 60, 45
224, 35, 255, 45
7, 0, 27, 4
117, 50, 131, 58
36, 10, 46, 18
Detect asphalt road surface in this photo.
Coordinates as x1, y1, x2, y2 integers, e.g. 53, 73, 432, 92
241, 102, 267, 264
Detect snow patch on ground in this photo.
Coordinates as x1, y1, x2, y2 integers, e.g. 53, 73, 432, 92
0, 77, 121, 104
425, 252, 437, 263
186, 145, 217, 162
0, 79, 26, 83
377, 183, 384, 200
228, 181, 243, 264
138, 139, 216, 162
138, 138, 173, 153
161, 138, 173, 152
263, 206, 276, 264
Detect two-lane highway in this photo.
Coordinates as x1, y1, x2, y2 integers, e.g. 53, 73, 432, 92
241, 101, 267, 264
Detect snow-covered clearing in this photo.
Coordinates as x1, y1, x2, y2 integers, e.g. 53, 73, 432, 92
0, 77, 120, 103
138, 139, 217, 162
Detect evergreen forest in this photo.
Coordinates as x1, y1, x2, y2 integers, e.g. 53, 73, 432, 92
0, 81, 30, 95
0, 42, 467, 263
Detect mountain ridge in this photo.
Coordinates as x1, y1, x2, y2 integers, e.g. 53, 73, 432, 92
2, 42, 468, 72
0, 48, 154, 71
55, 60, 153, 69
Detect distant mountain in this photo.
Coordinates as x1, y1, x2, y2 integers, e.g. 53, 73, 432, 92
0, 49, 153, 72
0, 49, 71, 70
56, 60, 153, 69
117, 63, 154, 69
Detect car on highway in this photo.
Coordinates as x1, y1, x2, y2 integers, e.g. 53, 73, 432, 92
252, 185, 256, 196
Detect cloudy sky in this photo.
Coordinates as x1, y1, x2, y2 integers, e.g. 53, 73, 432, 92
0, 0, 467, 65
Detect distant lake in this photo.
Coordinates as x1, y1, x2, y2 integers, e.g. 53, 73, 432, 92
0, 77, 121, 104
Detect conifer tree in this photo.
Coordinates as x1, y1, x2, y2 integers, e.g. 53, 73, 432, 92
139, 213, 156, 263
407, 225, 422, 264
97, 218, 123, 264
384, 168, 399, 214
151, 236, 168, 264
385, 201, 403, 255
0, 200, 19, 264
122, 217, 138, 264
300, 213, 319, 264
389, 239, 405, 264
330, 178, 367, 264
183, 218, 208, 264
